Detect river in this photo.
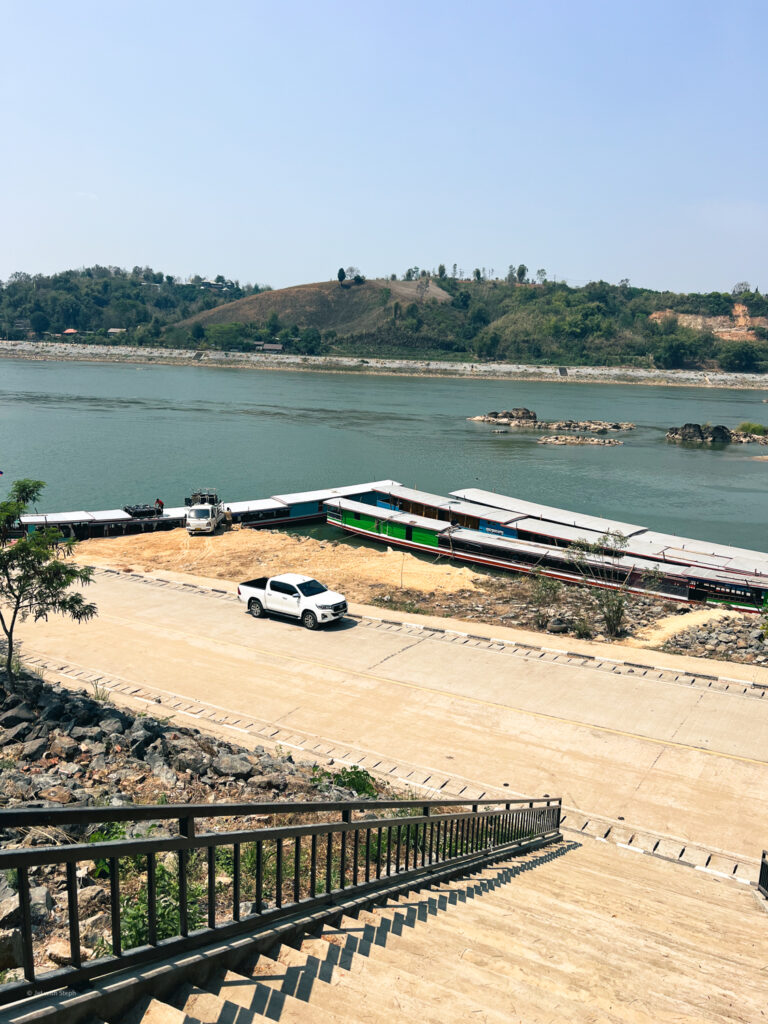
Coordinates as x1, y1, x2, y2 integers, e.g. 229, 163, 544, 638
1, 358, 767, 550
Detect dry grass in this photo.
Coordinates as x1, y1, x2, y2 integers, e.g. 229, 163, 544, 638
179, 279, 450, 333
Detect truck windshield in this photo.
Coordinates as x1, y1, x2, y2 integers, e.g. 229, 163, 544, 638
189, 510, 211, 519
298, 580, 327, 596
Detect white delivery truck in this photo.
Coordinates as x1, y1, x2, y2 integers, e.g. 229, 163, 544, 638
237, 573, 347, 630
185, 488, 225, 535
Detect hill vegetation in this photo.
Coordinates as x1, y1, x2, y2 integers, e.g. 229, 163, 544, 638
2, 265, 767, 372
0, 266, 263, 342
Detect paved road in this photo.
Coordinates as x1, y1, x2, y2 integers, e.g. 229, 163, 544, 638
17, 572, 768, 856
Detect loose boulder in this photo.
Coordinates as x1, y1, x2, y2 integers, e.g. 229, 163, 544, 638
0, 929, 23, 969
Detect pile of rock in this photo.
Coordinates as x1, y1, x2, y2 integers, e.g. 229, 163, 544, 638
0, 671, 369, 973
416, 580, 678, 642
0, 674, 362, 812
538, 435, 623, 446
470, 409, 635, 432
661, 619, 766, 664
666, 423, 768, 445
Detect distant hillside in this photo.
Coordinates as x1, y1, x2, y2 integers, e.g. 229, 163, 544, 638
179, 278, 451, 333
171, 275, 768, 372
0, 266, 260, 339
3, 265, 767, 372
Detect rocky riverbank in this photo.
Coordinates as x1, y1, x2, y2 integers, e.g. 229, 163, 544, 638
666, 423, 768, 444
2, 340, 768, 389
538, 435, 623, 446
469, 408, 634, 432
661, 617, 767, 664
0, 671, 376, 973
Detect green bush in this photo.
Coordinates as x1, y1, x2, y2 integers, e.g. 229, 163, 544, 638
312, 763, 377, 797
121, 860, 205, 950
737, 421, 766, 435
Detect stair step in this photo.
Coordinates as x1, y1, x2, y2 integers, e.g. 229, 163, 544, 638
171, 981, 260, 1023
118, 996, 193, 1024
204, 967, 342, 1023
295, 932, 516, 1024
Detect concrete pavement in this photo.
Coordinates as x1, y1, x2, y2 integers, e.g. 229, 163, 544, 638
16, 570, 768, 857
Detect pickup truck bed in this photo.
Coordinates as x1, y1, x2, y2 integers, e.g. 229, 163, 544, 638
241, 577, 269, 589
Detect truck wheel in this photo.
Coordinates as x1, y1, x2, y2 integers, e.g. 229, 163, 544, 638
302, 610, 318, 630
248, 599, 265, 618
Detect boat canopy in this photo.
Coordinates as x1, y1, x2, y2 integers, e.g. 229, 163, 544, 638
450, 488, 647, 537
373, 484, 523, 525
274, 479, 400, 505
225, 498, 288, 514
325, 497, 452, 533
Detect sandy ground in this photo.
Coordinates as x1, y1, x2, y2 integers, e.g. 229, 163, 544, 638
73, 527, 481, 600
625, 605, 741, 648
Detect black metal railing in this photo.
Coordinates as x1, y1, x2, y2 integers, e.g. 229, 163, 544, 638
0, 796, 560, 1004
759, 850, 768, 899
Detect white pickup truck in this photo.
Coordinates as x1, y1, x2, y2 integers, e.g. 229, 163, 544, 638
237, 573, 348, 630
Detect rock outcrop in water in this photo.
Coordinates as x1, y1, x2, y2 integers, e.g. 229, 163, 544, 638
470, 409, 635, 432
538, 435, 623, 446
666, 423, 768, 444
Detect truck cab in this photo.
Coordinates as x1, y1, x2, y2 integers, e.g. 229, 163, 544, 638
185, 488, 224, 534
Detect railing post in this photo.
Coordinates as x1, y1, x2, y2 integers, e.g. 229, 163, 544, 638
340, 808, 351, 889
233, 844, 241, 922
16, 865, 35, 984
178, 815, 195, 936
758, 850, 768, 899
65, 862, 82, 968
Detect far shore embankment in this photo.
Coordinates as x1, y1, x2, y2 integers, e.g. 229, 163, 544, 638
2, 339, 768, 390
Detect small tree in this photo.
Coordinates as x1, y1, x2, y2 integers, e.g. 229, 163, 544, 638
337, 268, 346, 286
567, 529, 629, 637
0, 480, 97, 686
0, 479, 44, 546
437, 264, 446, 279
529, 570, 562, 627
516, 264, 528, 284
190, 322, 205, 341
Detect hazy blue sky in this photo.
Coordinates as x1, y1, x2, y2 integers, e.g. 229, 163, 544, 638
2, 1, 766, 293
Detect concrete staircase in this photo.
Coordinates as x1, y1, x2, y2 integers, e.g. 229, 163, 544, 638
13, 839, 767, 1024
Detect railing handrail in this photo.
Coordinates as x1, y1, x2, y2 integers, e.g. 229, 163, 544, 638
0, 798, 562, 1007
0, 806, 536, 870
0, 795, 560, 829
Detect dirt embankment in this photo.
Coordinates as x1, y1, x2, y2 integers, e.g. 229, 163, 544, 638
649, 303, 768, 342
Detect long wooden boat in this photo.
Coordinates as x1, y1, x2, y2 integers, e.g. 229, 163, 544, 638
324, 486, 768, 612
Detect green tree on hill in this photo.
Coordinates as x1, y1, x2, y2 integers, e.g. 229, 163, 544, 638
337, 268, 346, 286
29, 311, 50, 337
